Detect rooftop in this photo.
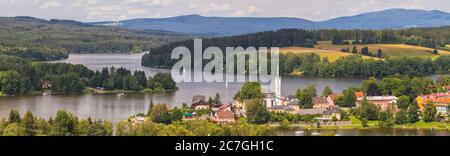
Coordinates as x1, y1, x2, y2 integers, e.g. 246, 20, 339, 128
215, 111, 235, 119
297, 108, 327, 115
357, 96, 398, 101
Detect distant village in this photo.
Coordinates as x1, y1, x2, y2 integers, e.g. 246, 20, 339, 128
166, 81, 450, 126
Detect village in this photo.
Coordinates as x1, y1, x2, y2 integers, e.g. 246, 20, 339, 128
131, 77, 450, 129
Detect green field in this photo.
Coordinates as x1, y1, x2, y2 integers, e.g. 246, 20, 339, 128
314, 41, 450, 59
280, 46, 379, 62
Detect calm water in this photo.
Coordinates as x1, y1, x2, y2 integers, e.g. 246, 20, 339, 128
0, 53, 445, 128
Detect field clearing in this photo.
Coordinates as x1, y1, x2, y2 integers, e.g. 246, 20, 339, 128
280, 46, 379, 62
314, 41, 450, 59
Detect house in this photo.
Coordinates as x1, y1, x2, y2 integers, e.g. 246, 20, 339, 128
212, 111, 235, 123
131, 116, 146, 124
355, 92, 364, 98
268, 105, 296, 114
192, 95, 206, 103
326, 94, 342, 106
416, 92, 450, 110
286, 100, 300, 112
233, 96, 246, 110
182, 112, 195, 121
312, 97, 333, 109
356, 96, 398, 111
297, 108, 327, 115
432, 98, 450, 115
263, 92, 277, 108
219, 104, 232, 112
191, 95, 210, 110
322, 107, 342, 120
315, 107, 342, 124
191, 100, 210, 110
42, 80, 52, 89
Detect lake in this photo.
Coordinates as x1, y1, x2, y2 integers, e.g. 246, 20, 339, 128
0, 53, 444, 126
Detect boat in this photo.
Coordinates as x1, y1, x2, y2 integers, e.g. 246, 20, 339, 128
117, 93, 125, 97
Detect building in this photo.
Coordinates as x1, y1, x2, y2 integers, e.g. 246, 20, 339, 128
192, 95, 206, 103
312, 97, 333, 109
297, 108, 327, 115
263, 92, 277, 108
182, 112, 195, 121
315, 107, 342, 124
356, 96, 398, 111
326, 94, 342, 106
432, 98, 450, 115
42, 80, 52, 89
212, 111, 236, 123
322, 107, 342, 120
191, 100, 210, 110
355, 92, 364, 98
268, 105, 296, 114
416, 92, 450, 110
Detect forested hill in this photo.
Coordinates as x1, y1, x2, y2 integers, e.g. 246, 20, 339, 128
0, 16, 189, 58
142, 26, 450, 69
141, 29, 316, 68
93, 9, 450, 36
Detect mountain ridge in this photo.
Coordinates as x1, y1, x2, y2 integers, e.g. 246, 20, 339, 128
89, 8, 450, 36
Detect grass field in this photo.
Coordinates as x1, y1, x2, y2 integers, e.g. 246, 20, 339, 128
314, 41, 450, 59
280, 46, 379, 62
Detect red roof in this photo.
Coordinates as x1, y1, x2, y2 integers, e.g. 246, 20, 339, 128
355, 92, 364, 98
216, 111, 235, 119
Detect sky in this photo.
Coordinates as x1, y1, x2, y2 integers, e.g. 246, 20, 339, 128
0, 0, 449, 22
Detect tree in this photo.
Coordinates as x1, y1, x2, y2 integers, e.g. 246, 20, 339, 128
149, 104, 172, 124
8, 110, 21, 124
322, 86, 333, 97
395, 109, 408, 125
235, 82, 262, 100
396, 96, 410, 110
361, 117, 368, 127
355, 98, 380, 120
331, 34, 344, 45
21, 111, 36, 136
376, 49, 383, 58
432, 49, 439, 55
361, 47, 370, 56
213, 93, 221, 104
2, 123, 25, 136
341, 89, 357, 107
423, 101, 437, 122
50, 110, 78, 136
51, 72, 85, 94
407, 103, 420, 123
246, 99, 270, 124
378, 109, 394, 128
297, 86, 317, 108
361, 78, 381, 96
352, 46, 358, 54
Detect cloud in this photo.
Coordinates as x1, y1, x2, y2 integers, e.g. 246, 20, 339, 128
232, 6, 261, 16
188, 3, 232, 13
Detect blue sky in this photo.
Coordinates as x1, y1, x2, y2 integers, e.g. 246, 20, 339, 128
0, 0, 449, 21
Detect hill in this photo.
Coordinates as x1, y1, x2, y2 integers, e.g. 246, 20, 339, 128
91, 9, 450, 36
0, 16, 189, 55
280, 47, 380, 62
314, 41, 450, 59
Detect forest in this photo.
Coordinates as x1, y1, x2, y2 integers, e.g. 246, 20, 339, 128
280, 53, 450, 77
142, 27, 450, 77
0, 17, 189, 61
0, 55, 177, 96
